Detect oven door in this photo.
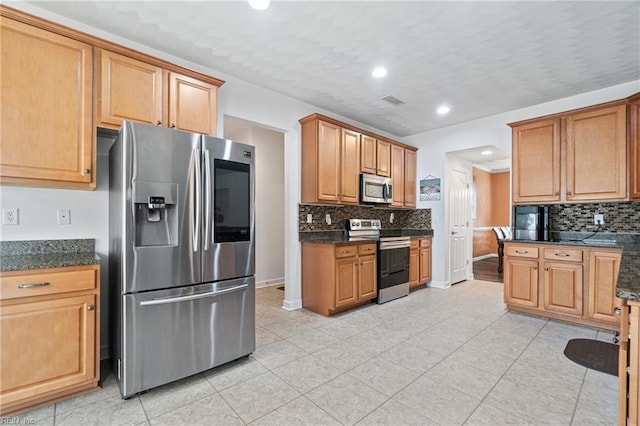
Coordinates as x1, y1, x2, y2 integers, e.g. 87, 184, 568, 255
378, 242, 410, 289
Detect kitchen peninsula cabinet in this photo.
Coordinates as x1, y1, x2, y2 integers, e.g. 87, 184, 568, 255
0, 17, 94, 189
302, 242, 376, 316
96, 49, 218, 136
0, 265, 100, 415
510, 101, 628, 204
619, 300, 640, 426
504, 242, 621, 331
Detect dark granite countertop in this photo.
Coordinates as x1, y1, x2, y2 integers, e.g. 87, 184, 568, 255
0, 239, 100, 272
299, 229, 433, 245
505, 233, 640, 302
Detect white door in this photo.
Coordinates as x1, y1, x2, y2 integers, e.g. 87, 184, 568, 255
449, 168, 471, 284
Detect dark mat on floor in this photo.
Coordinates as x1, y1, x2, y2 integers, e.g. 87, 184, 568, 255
277, 286, 284, 291
563, 338, 618, 376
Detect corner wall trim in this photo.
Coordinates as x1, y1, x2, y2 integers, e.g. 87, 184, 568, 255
282, 299, 302, 311
427, 280, 451, 289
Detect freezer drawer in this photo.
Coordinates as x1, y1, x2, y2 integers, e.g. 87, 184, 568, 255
117, 277, 255, 398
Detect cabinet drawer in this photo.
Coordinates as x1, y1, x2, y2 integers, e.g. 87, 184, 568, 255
420, 238, 432, 248
0, 269, 96, 301
543, 247, 583, 262
358, 243, 376, 256
335, 245, 358, 258
505, 245, 539, 258
410, 240, 419, 249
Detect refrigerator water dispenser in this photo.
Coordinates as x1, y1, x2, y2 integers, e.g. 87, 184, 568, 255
133, 181, 178, 246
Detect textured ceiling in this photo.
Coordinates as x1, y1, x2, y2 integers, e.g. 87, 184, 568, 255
15, 1, 640, 137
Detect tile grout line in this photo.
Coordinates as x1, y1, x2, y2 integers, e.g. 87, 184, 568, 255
569, 367, 589, 425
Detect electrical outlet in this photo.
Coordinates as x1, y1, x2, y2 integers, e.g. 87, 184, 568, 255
57, 209, 71, 225
2, 208, 19, 225
594, 214, 604, 225
306, 214, 312, 224
325, 214, 331, 225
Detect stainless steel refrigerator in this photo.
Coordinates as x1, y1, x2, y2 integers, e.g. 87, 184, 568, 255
109, 121, 255, 398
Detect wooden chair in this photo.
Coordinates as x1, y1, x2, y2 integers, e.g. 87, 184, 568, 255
492, 227, 506, 273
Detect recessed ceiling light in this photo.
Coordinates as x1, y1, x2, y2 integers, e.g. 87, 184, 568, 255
372, 67, 387, 78
481, 150, 493, 156
248, 0, 270, 10
437, 105, 450, 115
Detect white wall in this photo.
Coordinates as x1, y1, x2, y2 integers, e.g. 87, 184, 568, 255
404, 80, 640, 288
224, 117, 285, 288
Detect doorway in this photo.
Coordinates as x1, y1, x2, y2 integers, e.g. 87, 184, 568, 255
223, 115, 285, 290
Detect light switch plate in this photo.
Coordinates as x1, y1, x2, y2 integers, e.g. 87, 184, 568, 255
307, 214, 312, 223
325, 214, 331, 225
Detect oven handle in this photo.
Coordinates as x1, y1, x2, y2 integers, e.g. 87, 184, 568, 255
379, 241, 411, 250
139, 284, 248, 306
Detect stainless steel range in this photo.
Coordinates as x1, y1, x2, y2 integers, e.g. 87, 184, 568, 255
347, 219, 411, 304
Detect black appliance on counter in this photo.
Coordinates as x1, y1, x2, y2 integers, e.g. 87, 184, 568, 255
346, 219, 410, 304
514, 205, 550, 241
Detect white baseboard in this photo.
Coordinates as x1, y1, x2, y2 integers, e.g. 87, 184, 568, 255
282, 298, 302, 311
427, 280, 451, 289
256, 278, 284, 288
473, 254, 498, 261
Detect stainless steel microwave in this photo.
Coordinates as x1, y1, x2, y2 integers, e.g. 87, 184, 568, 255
360, 173, 392, 204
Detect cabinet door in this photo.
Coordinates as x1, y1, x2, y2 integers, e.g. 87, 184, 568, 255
566, 104, 627, 201
97, 49, 163, 129
543, 262, 583, 316
317, 121, 342, 202
409, 248, 419, 287
340, 128, 360, 204
390, 144, 405, 207
335, 258, 358, 308
504, 258, 539, 308
360, 134, 377, 175
511, 119, 561, 203
404, 149, 417, 208
358, 255, 377, 300
1, 18, 93, 186
376, 140, 391, 177
630, 96, 640, 200
419, 247, 432, 283
169, 72, 217, 136
0, 295, 96, 407
587, 250, 622, 323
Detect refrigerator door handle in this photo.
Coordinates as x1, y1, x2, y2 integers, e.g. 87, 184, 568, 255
139, 284, 248, 306
204, 149, 212, 251
193, 148, 201, 251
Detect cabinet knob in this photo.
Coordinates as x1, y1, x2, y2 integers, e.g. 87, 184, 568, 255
87, 305, 95, 311
567, 191, 572, 196
533, 266, 538, 270
544, 267, 549, 271
84, 169, 92, 174
156, 120, 162, 126
555, 192, 560, 196
170, 124, 176, 128
615, 307, 622, 315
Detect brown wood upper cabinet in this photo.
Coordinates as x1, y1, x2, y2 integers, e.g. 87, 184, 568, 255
96, 49, 218, 136
630, 93, 640, 200
0, 17, 94, 189
510, 101, 628, 204
390, 145, 417, 208
300, 117, 360, 204
360, 135, 391, 177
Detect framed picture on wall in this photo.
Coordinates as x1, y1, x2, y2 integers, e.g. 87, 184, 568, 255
420, 175, 441, 201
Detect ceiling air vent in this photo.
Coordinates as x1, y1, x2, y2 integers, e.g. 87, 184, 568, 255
380, 95, 405, 106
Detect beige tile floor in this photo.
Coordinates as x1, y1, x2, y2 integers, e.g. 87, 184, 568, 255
8, 280, 618, 425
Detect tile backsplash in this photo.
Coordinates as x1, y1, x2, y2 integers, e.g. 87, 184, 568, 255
299, 204, 431, 232
549, 202, 640, 233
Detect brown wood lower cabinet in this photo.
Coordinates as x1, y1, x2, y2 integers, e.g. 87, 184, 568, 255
302, 242, 377, 316
619, 300, 640, 425
409, 237, 432, 289
0, 265, 100, 415
503, 242, 621, 331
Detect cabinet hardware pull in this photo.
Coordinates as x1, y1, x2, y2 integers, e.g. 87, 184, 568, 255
615, 307, 622, 315
84, 169, 92, 174
555, 252, 570, 257
87, 305, 95, 311
533, 266, 538, 270
17, 282, 51, 289
544, 267, 549, 271
156, 120, 162, 126
554, 191, 560, 196
342, 250, 349, 253
170, 124, 176, 128
515, 250, 528, 254
567, 191, 572, 195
